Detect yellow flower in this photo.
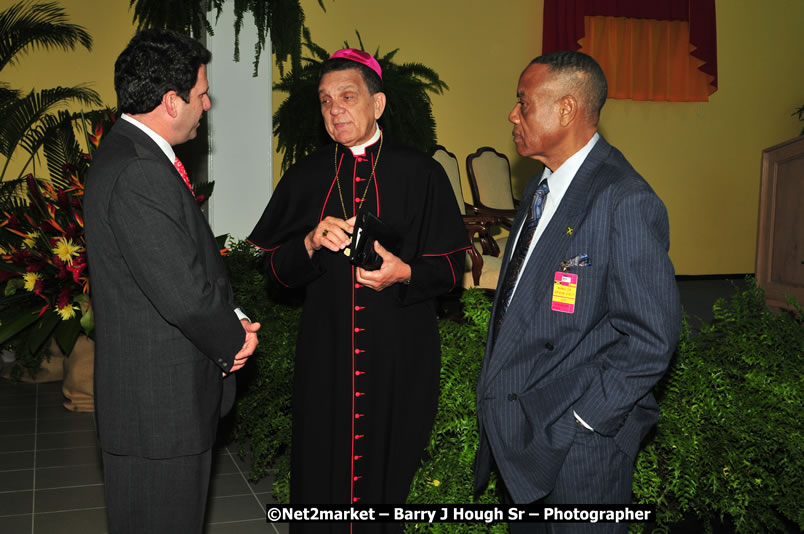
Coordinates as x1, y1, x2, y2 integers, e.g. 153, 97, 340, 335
23, 272, 42, 292
56, 303, 78, 320
432, 479, 441, 487
52, 237, 83, 264
23, 232, 38, 249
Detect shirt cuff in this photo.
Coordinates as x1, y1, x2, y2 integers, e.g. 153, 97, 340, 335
234, 308, 250, 322
573, 410, 594, 431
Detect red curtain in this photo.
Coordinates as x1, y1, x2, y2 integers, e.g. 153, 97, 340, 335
542, 0, 717, 101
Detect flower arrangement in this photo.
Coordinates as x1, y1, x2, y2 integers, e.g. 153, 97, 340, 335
0, 110, 113, 379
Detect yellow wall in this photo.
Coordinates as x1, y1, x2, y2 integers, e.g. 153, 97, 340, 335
0, 0, 136, 175
3, 0, 802, 274
289, 0, 804, 275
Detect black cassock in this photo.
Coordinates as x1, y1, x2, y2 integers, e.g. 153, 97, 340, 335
249, 135, 469, 532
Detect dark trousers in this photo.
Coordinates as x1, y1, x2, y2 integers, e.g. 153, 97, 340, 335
102, 448, 213, 534
498, 429, 634, 534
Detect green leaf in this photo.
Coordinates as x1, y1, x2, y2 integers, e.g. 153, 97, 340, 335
0, 302, 41, 345
52, 314, 81, 355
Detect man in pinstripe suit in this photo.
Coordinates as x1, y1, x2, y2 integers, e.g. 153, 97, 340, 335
474, 51, 681, 533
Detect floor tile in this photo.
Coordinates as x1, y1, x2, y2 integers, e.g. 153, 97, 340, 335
0, 419, 35, 436
0, 468, 33, 492
0, 489, 33, 515
0, 405, 35, 422
36, 463, 104, 490
37, 405, 78, 419
36, 446, 102, 469
0, 433, 34, 453
0, 394, 37, 407
0, 451, 34, 471
206, 494, 266, 524
248, 473, 275, 494
36, 430, 98, 450
37, 415, 95, 434
34, 484, 105, 513
0, 513, 32, 534
34, 507, 108, 534
209, 472, 252, 498
205, 518, 280, 534
212, 451, 241, 476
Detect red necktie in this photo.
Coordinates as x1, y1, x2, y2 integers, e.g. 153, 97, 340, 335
173, 157, 196, 199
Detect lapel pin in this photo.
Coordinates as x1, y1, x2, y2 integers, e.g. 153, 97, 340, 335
566, 227, 574, 236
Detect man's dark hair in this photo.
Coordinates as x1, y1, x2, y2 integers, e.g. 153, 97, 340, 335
531, 50, 608, 122
115, 29, 211, 115
319, 58, 384, 95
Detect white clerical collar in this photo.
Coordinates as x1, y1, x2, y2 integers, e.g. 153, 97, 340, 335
347, 125, 381, 156
121, 113, 176, 163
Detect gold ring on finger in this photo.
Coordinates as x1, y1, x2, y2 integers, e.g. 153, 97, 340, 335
322, 229, 328, 237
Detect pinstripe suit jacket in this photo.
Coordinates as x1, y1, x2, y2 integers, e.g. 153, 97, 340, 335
474, 135, 681, 503
85, 120, 244, 459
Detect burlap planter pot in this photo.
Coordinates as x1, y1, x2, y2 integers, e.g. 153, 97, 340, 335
62, 335, 95, 412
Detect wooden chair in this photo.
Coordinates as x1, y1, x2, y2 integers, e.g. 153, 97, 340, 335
465, 146, 518, 226
431, 145, 504, 288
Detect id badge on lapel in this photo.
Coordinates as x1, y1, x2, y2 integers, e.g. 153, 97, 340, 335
551, 272, 578, 313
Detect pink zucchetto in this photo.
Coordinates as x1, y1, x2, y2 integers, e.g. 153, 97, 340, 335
329, 48, 383, 81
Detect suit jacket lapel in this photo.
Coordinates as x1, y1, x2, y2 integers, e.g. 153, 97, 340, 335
114, 120, 187, 189
481, 137, 613, 387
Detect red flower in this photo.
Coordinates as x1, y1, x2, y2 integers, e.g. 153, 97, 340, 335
56, 287, 72, 309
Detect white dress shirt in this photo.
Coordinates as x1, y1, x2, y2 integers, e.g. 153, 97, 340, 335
507, 132, 600, 431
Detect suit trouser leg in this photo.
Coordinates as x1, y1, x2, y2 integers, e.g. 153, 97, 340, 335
102, 448, 212, 534
503, 429, 634, 534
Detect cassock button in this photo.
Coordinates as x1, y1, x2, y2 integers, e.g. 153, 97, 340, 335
353, 497, 360, 502
354, 455, 362, 460
354, 197, 361, 203
355, 371, 365, 376
508, 393, 518, 401
355, 283, 361, 288
545, 343, 555, 351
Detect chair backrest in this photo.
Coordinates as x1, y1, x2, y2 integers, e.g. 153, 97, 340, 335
430, 145, 466, 215
466, 147, 515, 211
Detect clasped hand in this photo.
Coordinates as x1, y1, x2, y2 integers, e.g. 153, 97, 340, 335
225, 319, 260, 375
304, 216, 410, 292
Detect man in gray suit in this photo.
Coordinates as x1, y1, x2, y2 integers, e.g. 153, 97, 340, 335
85, 29, 260, 533
474, 51, 681, 533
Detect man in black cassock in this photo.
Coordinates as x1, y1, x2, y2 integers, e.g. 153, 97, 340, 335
249, 49, 469, 532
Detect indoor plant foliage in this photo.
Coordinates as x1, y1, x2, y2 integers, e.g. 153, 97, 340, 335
0, 0, 102, 182
224, 239, 299, 502
0, 110, 114, 379
128, 0, 325, 76
631, 281, 803, 533
273, 30, 448, 172
404, 288, 505, 533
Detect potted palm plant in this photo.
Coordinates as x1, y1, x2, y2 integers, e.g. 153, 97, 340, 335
0, 1, 103, 383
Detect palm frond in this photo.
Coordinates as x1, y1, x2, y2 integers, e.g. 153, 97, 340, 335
0, 86, 102, 180
129, 0, 309, 77
0, 1, 93, 73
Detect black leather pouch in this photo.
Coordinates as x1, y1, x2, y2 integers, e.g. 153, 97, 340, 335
348, 211, 401, 271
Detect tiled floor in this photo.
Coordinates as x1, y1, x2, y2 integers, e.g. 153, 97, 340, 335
0, 380, 286, 534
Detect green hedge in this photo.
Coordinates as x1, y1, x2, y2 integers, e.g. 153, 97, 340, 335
631, 282, 803, 533
225, 241, 803, 533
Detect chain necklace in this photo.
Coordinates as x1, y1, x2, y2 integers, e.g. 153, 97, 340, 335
334, 132, 383, 219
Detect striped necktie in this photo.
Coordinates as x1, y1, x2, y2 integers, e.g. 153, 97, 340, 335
492, 179, 549, 343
